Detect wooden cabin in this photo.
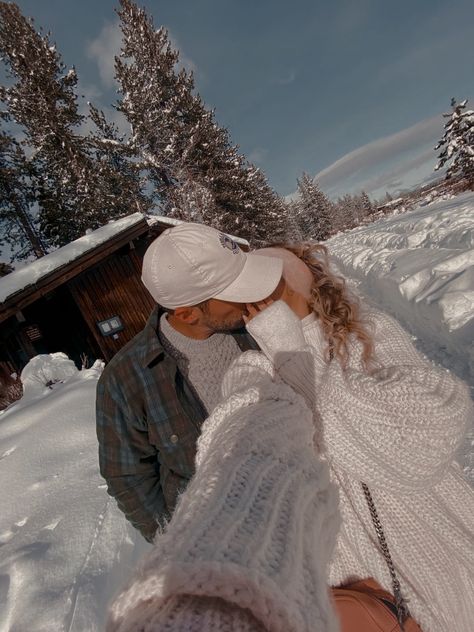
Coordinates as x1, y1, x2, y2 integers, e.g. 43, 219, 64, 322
1, 214, 251, 380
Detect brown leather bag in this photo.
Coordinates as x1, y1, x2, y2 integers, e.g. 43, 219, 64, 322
333, 578, 423, 632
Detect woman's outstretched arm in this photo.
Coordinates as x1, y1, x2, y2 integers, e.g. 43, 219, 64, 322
107, 351, 340, 632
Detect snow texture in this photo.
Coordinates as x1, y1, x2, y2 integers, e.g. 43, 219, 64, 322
21, 352, 78, 398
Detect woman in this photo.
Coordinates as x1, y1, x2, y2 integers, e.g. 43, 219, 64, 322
107, 350, 341, 631
245, 243, 474, 632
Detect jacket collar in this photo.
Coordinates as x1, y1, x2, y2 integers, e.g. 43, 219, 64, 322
142, 306, 165, 368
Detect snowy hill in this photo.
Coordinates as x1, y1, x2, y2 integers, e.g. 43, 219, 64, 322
0, 193, 472, 631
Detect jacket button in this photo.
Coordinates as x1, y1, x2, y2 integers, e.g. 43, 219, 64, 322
170, 434, 179, 444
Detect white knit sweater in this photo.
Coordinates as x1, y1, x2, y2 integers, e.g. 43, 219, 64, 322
159, 312, 241, 413
107, 352, 341, 632
247, 301, 474, 632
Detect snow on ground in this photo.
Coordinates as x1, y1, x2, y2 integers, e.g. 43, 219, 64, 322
0, 356, 150, 632
0, 193, 472, 631
327, 190, 474, 482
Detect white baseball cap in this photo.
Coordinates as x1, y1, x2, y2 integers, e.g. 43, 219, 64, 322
141, 223, 283, 309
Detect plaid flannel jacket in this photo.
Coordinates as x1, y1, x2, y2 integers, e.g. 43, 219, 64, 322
96, 306, 258, 542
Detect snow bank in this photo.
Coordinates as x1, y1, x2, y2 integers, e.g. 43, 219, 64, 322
328, 191, 474, 384
20, 352, 79, 398
0, 357, 150, 632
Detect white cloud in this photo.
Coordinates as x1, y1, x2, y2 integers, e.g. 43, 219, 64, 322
86, 20, 122, 89
351, 147, 439, 198
310, 114, 445, 199
86, 21, 198, 88
248, 147, 268, 165
167, 31, 198, 76
275, 70, 296, 86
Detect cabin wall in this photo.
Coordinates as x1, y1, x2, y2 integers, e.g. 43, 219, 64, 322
68, 249, 155, 362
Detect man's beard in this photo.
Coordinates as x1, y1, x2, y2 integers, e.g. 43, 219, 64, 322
202, 314, 246, 333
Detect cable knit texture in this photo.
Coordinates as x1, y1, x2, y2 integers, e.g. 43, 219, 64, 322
135, 595, 268, 631
247, 300, 474, 632
107, 351, 341, 632
159, 312, 241, 412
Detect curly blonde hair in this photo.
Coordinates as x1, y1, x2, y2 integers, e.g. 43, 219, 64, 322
276, 242, 374, 369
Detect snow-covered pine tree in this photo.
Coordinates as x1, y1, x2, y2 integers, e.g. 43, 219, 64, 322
332, 194, 354, 233
0, 260, 13, 276
0, 2, 149, 247
349, 191, 373, 226
293, 174, 314, 236
435, 98, 474, 185
283, 199, 304, 242
0, 123, 47, 261
294, 172, 332, 241
87, 104, 152, 217
360, 190, 374, 218
166, 175, 216, 224
0, 2, 88, 245
115, 0, 290, 245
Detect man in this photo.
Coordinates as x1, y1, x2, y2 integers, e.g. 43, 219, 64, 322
96, 222, 283, 542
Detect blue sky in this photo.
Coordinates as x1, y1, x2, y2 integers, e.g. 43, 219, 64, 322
12, 0, 474, 200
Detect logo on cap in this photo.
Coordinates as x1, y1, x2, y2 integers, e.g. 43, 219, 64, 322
219, 233, 239, 254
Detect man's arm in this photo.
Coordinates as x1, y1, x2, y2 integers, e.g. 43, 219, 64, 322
96, 370, 169, 542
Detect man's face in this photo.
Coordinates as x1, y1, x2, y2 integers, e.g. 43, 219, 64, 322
199, 298, 247, 332
202, 274, 289, 332
200, 276, 286, 332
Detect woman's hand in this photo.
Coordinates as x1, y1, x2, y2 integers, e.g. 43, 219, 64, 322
243, 298, 274, 324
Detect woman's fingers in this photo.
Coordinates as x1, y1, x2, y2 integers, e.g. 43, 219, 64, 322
255, 297, 274, 309
244, 298, 275, 323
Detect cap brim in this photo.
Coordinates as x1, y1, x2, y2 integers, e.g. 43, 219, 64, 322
213, 254, 283, 303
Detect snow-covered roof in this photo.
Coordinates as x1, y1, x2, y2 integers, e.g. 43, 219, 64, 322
146, 214, 183, 228
0, 213, 146, 304
379, 197, 404, 208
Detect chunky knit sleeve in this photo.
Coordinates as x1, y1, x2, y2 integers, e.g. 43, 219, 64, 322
107, 351, 340, 632
318, 310, 472, 492
124, 594, 267, 631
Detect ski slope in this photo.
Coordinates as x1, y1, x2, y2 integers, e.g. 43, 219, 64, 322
0, 193, 472, 631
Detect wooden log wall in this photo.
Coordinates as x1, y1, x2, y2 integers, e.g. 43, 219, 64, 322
68, 251, 155, 362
